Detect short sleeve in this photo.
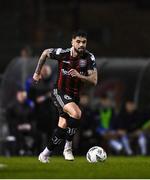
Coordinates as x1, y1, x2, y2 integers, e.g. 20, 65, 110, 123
48, 48, 64, 61
87, 53, 96, 70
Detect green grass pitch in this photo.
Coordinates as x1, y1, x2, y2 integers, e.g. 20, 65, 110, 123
0, 156, 150, 178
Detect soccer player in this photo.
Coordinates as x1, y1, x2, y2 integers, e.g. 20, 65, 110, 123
33, 30, 98, 163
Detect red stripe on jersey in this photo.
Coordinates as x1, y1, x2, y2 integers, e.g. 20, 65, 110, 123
73, 59, 80, 97
65, 55, 76, 96
74, 78, 80, 97
65, 61, 71, 96
58, 62, 63, 90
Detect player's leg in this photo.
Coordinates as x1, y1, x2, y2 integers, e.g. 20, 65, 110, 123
39, 116, 67, 163
63, 102, 81, 160
38, 89, 69, 163
38, 89, 81, 162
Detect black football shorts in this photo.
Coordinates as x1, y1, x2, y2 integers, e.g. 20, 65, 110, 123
51, 88, 79, 118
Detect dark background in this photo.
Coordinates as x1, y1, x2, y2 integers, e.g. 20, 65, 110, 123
1, 0, 150, 72
1, 0, 150, 157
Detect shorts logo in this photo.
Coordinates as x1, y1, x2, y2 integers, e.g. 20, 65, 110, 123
64, 95, 72, 100
79, 59, 87, 67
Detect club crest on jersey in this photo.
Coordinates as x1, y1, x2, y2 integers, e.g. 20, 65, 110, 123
64, 95, 72, 100
79, 59, 87, 67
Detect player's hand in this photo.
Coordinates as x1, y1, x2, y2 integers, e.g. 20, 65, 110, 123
36, 96, 46, 103
33, 73, 42, 83
68, 69, 81, 78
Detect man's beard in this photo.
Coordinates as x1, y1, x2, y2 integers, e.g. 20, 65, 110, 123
74, 47, 85, 55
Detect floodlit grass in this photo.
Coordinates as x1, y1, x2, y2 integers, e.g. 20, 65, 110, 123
0, 156, 150, 178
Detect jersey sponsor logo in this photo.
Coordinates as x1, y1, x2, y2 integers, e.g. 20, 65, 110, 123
79, 59, 87, 67
62, 60, 70, 64
64, 94, 72, 100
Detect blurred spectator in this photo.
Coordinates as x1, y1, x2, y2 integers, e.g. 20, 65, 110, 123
118, 100, 149, 155
1, 45, 36, 108
26, 64, 56, 150
20, 46, 32, 59
15, 46, 34, 89
6, 89, 38, 155
95, 94, 132, 155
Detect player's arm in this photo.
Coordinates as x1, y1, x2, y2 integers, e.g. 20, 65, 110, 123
33, 48, 63, 82
78, 52, 98, 85
33, 49, 50, 82
69, 68, 98, 86
84, 68, 98, 85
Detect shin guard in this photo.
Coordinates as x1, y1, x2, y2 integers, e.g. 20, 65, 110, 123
47, 127, 66, 151
66, 117, 80, 141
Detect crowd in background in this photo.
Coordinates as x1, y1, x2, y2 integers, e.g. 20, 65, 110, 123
1, 46, 150, 157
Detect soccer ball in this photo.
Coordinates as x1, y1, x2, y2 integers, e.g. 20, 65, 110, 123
86, 146, 107, 163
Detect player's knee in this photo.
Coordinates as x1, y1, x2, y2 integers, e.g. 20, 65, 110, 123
71, 109, 82, 119
58, 120, 67, 128
58, 117, 67, 128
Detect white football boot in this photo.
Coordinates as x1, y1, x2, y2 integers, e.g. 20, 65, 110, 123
63, 140, 74, 161
38, 153, 49, 163
63, 148, 74, 161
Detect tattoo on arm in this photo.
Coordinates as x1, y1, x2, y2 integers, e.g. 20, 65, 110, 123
35, 50, 48, 74
87, 68, 98, 85
35, 58, 46, 75
88, 70, 94, 76
80, 68, 98, 85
